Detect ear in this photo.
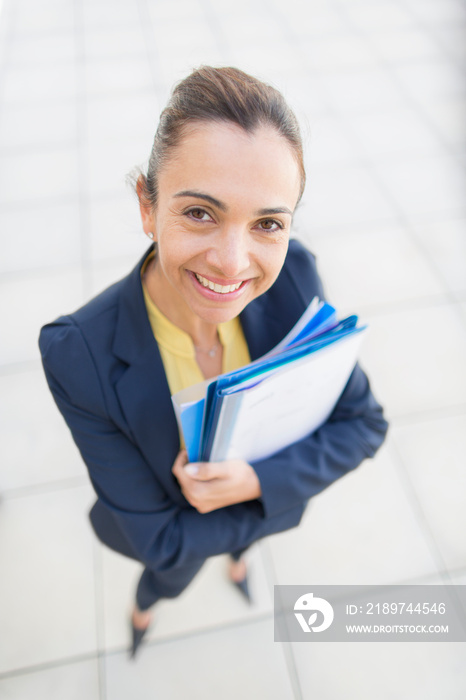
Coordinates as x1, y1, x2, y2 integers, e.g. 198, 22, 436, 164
137, 175, 156, 241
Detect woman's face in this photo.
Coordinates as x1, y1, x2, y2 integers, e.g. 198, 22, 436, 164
140, 121, 302, 327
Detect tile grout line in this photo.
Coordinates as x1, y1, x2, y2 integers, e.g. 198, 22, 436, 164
74, 0, 93, 303
260, 539, 304, 700
387, 437, 455, 581
72, 4, 102, 697
200, 0, 233, 62
136, 0, 163, 95
0, 0, 14, 106
0, 476, 90, 501
92, 539, 107, 700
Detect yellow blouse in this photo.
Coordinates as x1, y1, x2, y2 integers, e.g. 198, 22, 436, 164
141, 255, 251, 398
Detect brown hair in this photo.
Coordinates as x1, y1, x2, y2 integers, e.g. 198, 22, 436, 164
135, 66, 305, 209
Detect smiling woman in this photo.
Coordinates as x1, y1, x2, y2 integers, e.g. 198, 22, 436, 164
39, 66, 388, 660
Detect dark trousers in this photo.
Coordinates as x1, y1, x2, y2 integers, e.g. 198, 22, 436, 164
136, 547, 247, 611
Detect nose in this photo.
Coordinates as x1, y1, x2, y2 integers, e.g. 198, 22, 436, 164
205, 226, 251, 279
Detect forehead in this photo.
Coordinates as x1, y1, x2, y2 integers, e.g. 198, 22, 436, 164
158, 121, 301, 209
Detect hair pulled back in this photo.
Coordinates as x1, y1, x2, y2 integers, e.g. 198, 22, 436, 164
136, 66, 306, 209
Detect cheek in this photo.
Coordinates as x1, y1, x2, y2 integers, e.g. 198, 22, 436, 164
256, 244, 289, 289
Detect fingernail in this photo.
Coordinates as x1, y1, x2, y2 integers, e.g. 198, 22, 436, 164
185, 464, 199, 476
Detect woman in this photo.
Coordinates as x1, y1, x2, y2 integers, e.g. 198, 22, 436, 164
39, 66, 388, 658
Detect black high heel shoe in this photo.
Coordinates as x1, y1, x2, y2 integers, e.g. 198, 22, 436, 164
129, 612, 152, 659
229, 557, 252, 604
232, 575, 252, 604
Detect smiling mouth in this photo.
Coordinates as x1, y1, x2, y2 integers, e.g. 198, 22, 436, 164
194, 272, 245, 294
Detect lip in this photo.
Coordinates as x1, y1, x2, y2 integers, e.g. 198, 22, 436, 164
188, 270, 250, 301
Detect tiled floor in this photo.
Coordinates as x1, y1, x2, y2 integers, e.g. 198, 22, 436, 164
0, 0, 465, 698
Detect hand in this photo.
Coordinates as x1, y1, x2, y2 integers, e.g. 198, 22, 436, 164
172, 450, 262, 514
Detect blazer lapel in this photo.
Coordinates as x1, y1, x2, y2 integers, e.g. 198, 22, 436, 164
111, 246, 185, 503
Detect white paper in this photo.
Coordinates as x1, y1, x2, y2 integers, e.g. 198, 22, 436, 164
210, 330, 366, 463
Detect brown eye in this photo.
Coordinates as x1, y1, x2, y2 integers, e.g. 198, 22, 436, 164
259, 219, 281, 231
191, 208, 206, 219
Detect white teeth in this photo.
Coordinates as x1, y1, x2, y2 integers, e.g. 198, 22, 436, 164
195, 273, 243, 294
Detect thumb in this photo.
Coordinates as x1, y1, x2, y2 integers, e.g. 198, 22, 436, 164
184, 461, 222, 481
172, 449, 189, 471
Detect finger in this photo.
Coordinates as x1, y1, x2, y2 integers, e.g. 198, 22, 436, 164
172, 449, 189, 476
184, 461, 226, 481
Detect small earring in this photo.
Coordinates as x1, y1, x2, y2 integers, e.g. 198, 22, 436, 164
147, 232, 154, 240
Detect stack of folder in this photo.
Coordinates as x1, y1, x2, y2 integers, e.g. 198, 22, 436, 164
172, 298, 367, 464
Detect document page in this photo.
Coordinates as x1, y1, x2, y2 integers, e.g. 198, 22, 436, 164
210, 330, 366, 463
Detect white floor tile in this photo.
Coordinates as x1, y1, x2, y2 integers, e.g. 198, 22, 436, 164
425, 98, 466, 150
84, 25, 146, 60
8, 32, 77, 66
0, 659, 100, 700
100, 543, 273, 650
404, 0, 466, 24
88, 196, 146, 262
2, 64, 77, 105
458, 301, 466, 326
0, 368, 87, 491
368, 28, 444, 63
435, 25, 466, 63
85, 91, 162, 144
392, 61, 466, 108
105, 618, 295, 700
0, 149, 79, 206
346, 107, 445, 159
266, 445, 439, 586
309, 224, 446, 312
0, 101, 77, 150
322, 68, 405, 114
0, 266, 84, 365
301, 35, 378, 72
12, 0, 75, 34
344, 1, 414, 32
0, 485, 97, 673
0, 661, 100, 700
305, 115, 360, 165
358, 303, 466, 418
392, 414, 466, 571
0, 201, 81, 274
217, 14, 284, 45
86, 137, 148, 197
148, 18, 218, 54
147, 0, 205, 22
284, 6, 347, 38
293, 640, 466, 700
411, 217, 466, 294
84, 57, 154, 96
81, 0, 142, 29
373, 155, 466, 224
303, 163, 396, 230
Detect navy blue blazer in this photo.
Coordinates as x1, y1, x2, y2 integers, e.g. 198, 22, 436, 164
39, 240, 388, 571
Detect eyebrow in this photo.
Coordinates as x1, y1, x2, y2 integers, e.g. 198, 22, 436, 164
173, 190, 293, 217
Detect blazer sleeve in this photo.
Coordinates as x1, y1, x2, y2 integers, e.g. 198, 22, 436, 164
39, 321, 301, 571
252, 361, 388, 518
